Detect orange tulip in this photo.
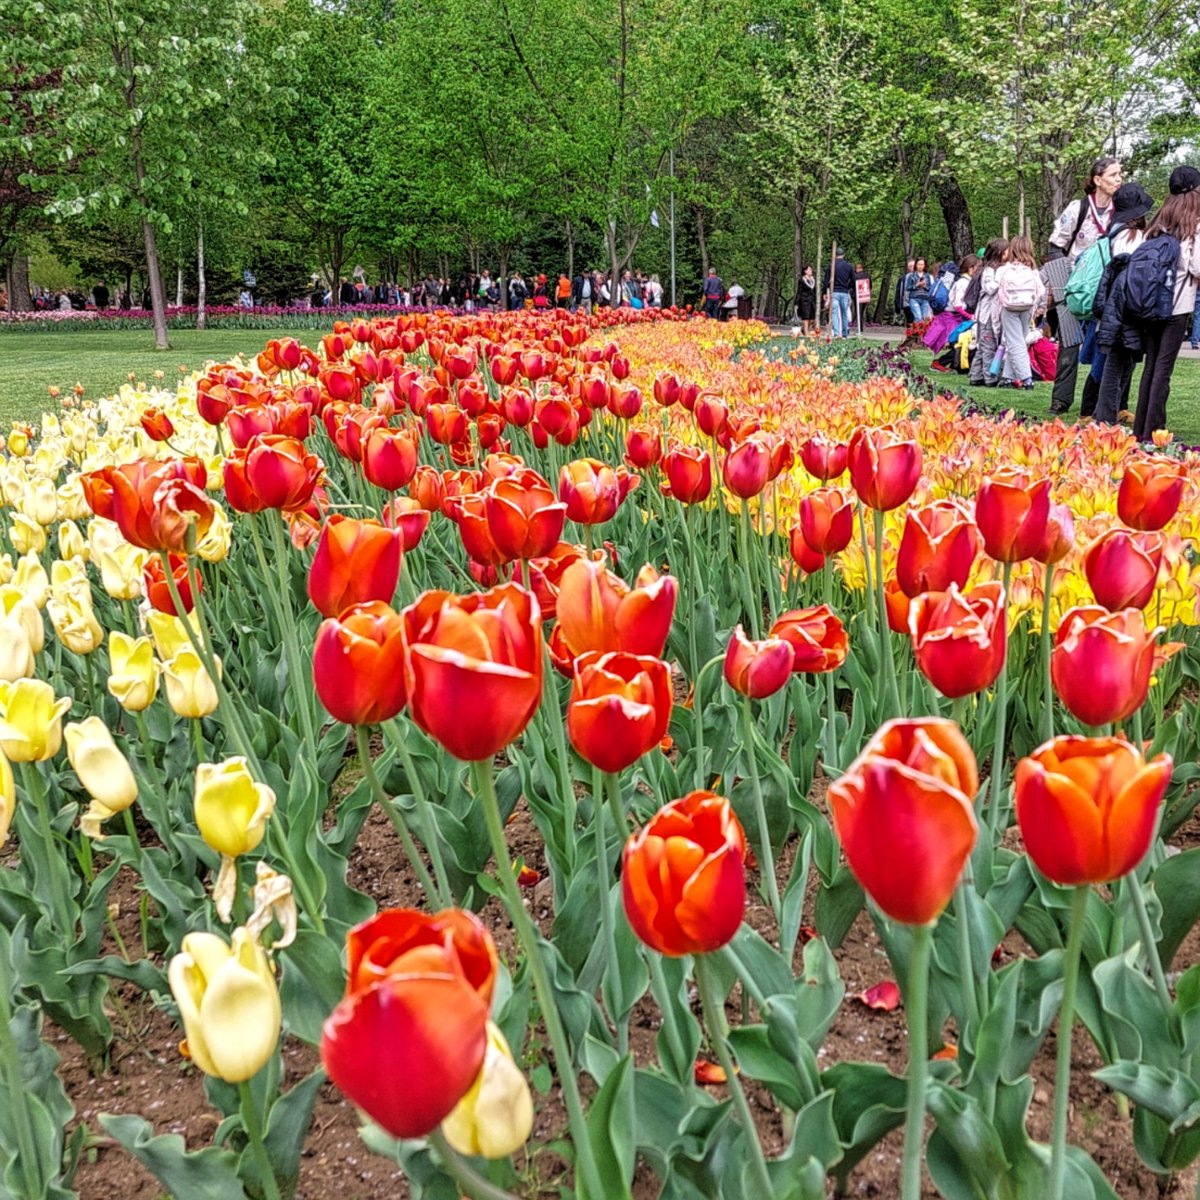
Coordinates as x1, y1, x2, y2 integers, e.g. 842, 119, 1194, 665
847, 426, 921, 511
567, 651, 673, 773
1014, 737, 1172, 885
558, 458, 638, 525
307, 515, 402, 618
723, 625, 793, 698
321, 908, 496, 1139
788, 529, 826, 575
382, 496, 431, 551
313, 601, 408, 725
624, 426, 663, 470
1051, 607, 1158, 727
143, 553, 198, 615
426, 403, 469, 446
1117, 458, 1186, 532
550, 559, 677, 670
140, 407, 174, 442
829, 719, 978, 924
884, 576, 911, 633
908, 582, 1007, 699
798, 487, 854, 556
769, 605, 847, 673
694, 395, 729, 439
362, 426, 420, 492
622, 791, 747, 956
1030, 502, 1076, 565
895, 500, 980, 598
409, 465, 446, 513
484, 469, 567, 562
660, 445, 712, 504
799, 434, 848, 481
86, 458, 213, 552
225, 435, 323, 514
402, 583, 543, 760
451, 493, 506, 567
974, 469, 1051, 563
722, 437, 771, 499
1083, 529, 1163, 611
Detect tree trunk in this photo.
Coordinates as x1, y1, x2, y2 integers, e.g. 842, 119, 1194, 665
792, 188, 806, 317
935, 173, 975, 260
566, 219, 575, 281
175, 262, 184, 308
815, 230, 824, 331
6, 252, 32, 311
607, 219, 621, 307
900, 198, 915, 261
196, 219, 207, 331
695, 208, 709, 281
498, 248, 509, 311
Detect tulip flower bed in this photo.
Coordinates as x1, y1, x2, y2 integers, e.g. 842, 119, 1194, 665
3, 306, 1200, 1200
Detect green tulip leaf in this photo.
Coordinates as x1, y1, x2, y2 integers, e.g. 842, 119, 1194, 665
99, 1114, 245, 1199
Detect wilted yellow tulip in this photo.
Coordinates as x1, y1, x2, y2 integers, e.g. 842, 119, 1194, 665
194, 757, 274, 859
65, 717, 138, 839
167, 928, 281, 1082
244, 863, 297, 948
50, 558, 91, 605
10, 514, 47, 556
93, 541, 146, 602
22, 478, 58, 527
107, 631, 159, 712
196, 505, 232, 563
0, 679, 72, 762
57, 521, 87, 562
162, 649, 220, 718
48, 591, 103, 655
441, 1022, 535, 1159
0, 617, 35, 683
13, 553, 49, 608
0, 586, 43, 654
7, 429, 28, 457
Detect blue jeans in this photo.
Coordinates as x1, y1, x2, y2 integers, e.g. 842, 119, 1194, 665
831, 291, 852, 338
908, 298, 932, 323
1191, 296, 1200, 346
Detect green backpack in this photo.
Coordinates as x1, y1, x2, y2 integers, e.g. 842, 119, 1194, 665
1064, 236, 1111, 319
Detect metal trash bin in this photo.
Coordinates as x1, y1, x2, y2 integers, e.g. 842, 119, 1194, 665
736, 296, 753, 320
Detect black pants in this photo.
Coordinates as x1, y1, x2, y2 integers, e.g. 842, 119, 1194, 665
1095, 346, 1137, 425
1133, 314, 1190, 441
1078, 372, 1101, 417
1050, 342, 1079, 413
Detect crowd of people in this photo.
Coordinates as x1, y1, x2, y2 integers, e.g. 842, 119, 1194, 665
893, 157, 1200, 443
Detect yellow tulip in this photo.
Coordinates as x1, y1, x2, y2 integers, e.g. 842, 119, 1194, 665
0, 555, 13, 585
65, 717, 138, 839
93, 541, 146, 602
107, 631, 159, 712
0, 617, 35, 682
0, 585, 44, 653
57, 477, 90, 522
197, 505, 231, 563
47, 591, 103, 655
167, 928, 281, 1082
148, 609, 205, 661
0, 679, 72, 762
7, 429, 28, 457
162, 648, 219, 718
22, 478, 58, 527
57, 521, 87, 562
441, 1022, 535, 1159
13, 553, 49, 608
50, 557, 91, 605
10, 514, 47, 556
194, 757, 274, 858
0, 750, 13, 845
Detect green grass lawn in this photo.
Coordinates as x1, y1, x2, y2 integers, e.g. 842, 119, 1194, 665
0, 328, 320, 426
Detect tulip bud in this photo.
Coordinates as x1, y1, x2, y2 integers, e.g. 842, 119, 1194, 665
13, 554, 49, 609
0, 678, 72, 762
441, 1022, 534, 1159
168, 928, 281, 1082
107, 631, 159, 712
0, 616, 34, 682
11, 514, 47, 556
162, 648, 220, 718
196, 505, 232, 563
723, 625, 793, 698
66, 717, 138, 839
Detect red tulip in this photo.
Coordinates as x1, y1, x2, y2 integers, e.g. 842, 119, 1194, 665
143, 553, 197, 615
895, 500, 980, 598
884, 576, 911, 633
362, 427, 420, 492
307, 515, 402, 618
660, 445, 712, 504
1117, 459, 1186, 531
140, 407, 174, 442
451, 493, 506, 567
86, 458, 213, 552
653, 371, 681, 407
974, 469, 1052, 563
787, 529, 826, 575
799, 434, 849, 481
1030, 502, 1076, 565
409, 465, 446, 512
798, 487, 854, 556
723, 625, 793, 698
484, 469, 567, 561
694, 395, 729, 439
1082, 529, 1162, 611
829, 719, 978, 924
1051, 606, 1158, 727
382, 496, 431, 551
847, 427, 921, 510
502, 387, 535, 427
769, 605, 848, 673
908, 582, 1007, 699
225, 435, 323, 514
567, 651, 673, 773
321, 908, 496, 1139
722, 437, 771, 499
313, 601, 408, 725
622, 791, 747, 956
426, 403, 468, 446
1015, 737, 1172, 885
196, 381, 234, 426
402, 584, 543, 760
558, 459, 638, 525
625, 426, 663, 470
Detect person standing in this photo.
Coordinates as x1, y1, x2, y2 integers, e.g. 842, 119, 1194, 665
995, 236, 1045, 389
1045, 157, 1123, 414
1131, 167, 1200, 441
556, 273, 572, 309
904, 258, 935, 323
895, 259, 915, 325
1191, 286, 1200, 350
826, 249, 855, 338
798, 265, 817, 334
702, 268, 724, 318
968, 239, 1008, 385
645, 274, 663, 308
723, 279, 744, 320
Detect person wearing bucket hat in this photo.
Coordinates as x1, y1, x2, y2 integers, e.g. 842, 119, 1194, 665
1128, 168, 1200, 440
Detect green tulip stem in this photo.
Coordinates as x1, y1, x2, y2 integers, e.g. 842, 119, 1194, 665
238, 1079, 282, 1200
131, 708, 170, 820
823, 557, 834, 609
694, 954, 774, 1198
472, 758, 605, 1200
692, 654, 726, 790
987, 561, 1014, 840
900, 921, 934, 1200
856, 501, 875, 623
681, 502, 702, 683
356, 726, 441, 907
428, 1129, 520, 1200
192, 716, 206, 765
19, 762, 74, 937
592, 768, 622, 1048
823, 669, 839, 774
872, 507, 900, 718
381, 719, 453, 906
1132, 705, 1145, 755
1050, 885, 1089, 1200
120, 806, 144, 870
81, 649, 98, 717
954, 882, 979, 1031
737, 499, 762, 638
264, 514, 318, 750
1126, 869, 1173, 1015
604, 770, 628, 840
539, 651, 577, 869
740, 696, 781, 927
1040, 559, 1056, 744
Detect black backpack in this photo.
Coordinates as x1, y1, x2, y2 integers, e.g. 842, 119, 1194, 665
963, 271, 983, 312
1123, 236, 1180, 322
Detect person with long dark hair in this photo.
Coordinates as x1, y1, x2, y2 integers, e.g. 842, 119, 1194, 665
1131, 167, 1200, 441
1045, 157, 1123, 416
